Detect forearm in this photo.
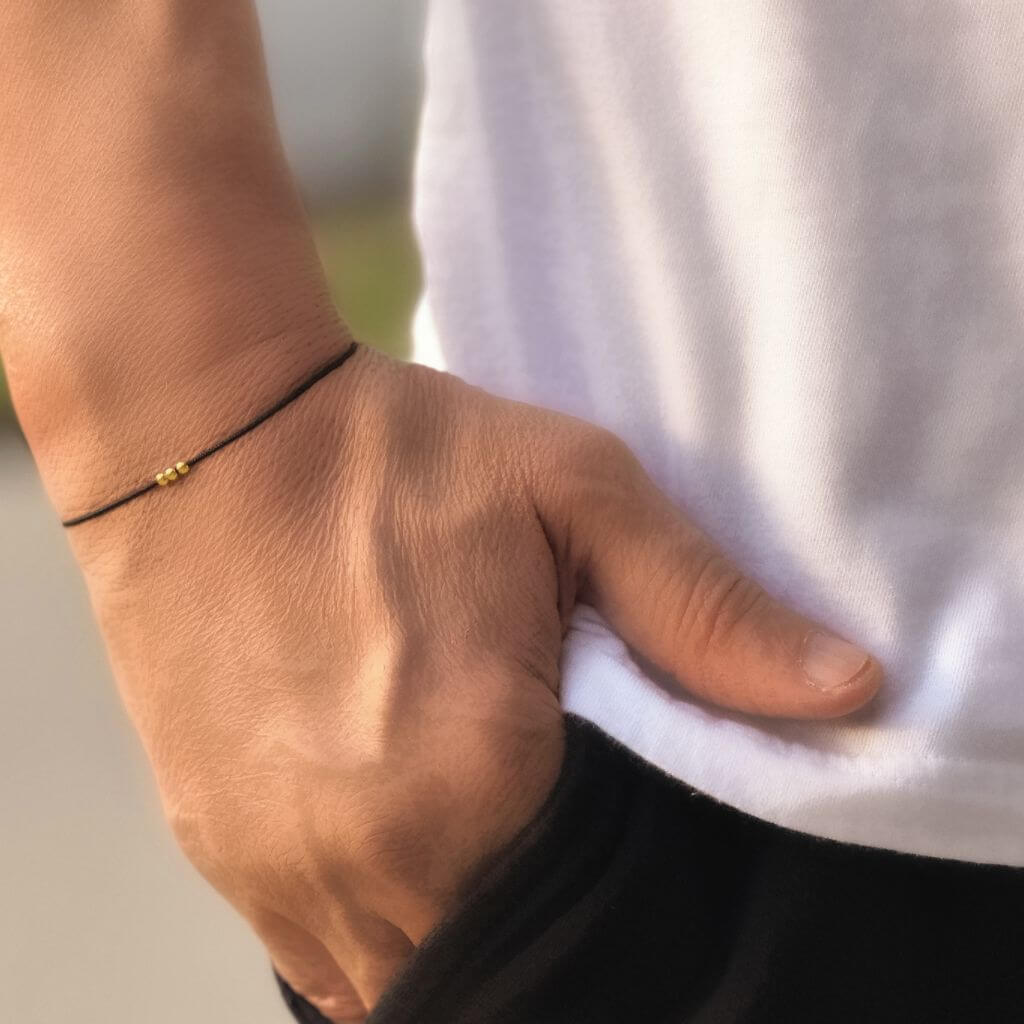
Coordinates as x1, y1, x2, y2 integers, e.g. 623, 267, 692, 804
0, 1, 349, 520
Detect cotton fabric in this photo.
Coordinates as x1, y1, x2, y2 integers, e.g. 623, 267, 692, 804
410, 0, 1024, 865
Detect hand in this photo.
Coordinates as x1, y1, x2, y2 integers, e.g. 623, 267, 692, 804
64, 340, 882, 1022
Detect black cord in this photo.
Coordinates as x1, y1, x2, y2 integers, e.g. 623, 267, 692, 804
61, 339, 361, 527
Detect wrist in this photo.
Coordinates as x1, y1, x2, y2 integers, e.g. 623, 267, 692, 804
64, 335, 386, 591
14, 287, 358, 525
0, 0, 353, 521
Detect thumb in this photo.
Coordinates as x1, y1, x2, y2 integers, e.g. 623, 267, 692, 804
545, 429, 883, 719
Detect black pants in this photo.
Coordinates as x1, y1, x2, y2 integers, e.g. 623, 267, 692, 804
277, 714, 1024, 1023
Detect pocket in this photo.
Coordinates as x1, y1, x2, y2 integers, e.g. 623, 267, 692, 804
365, 713, 728, 1024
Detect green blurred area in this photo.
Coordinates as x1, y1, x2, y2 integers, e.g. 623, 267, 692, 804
0, 198, 420, 424
311, 197, 420, 361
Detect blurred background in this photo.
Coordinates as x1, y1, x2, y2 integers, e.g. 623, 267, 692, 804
1, 4, 426, 1021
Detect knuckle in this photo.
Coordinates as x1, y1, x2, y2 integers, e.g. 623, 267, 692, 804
164, 798, 209, 859
554, 424, 648, 527
164, 787, 277, 894
302, 991, 359, 1020
165, 801, 231, 886
573, 423, 639, 475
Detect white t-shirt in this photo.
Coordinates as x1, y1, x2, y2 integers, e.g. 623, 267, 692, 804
410, 0, 1024, 866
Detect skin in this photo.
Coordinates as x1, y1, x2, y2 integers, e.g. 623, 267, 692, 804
1, 3, 883, 1021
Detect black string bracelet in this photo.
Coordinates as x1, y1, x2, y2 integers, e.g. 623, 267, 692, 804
60, 338, 361, 528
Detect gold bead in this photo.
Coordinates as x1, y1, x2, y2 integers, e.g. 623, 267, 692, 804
164, 466, 178, 482
156, 472, 168, 486
175, 461, 190, 476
